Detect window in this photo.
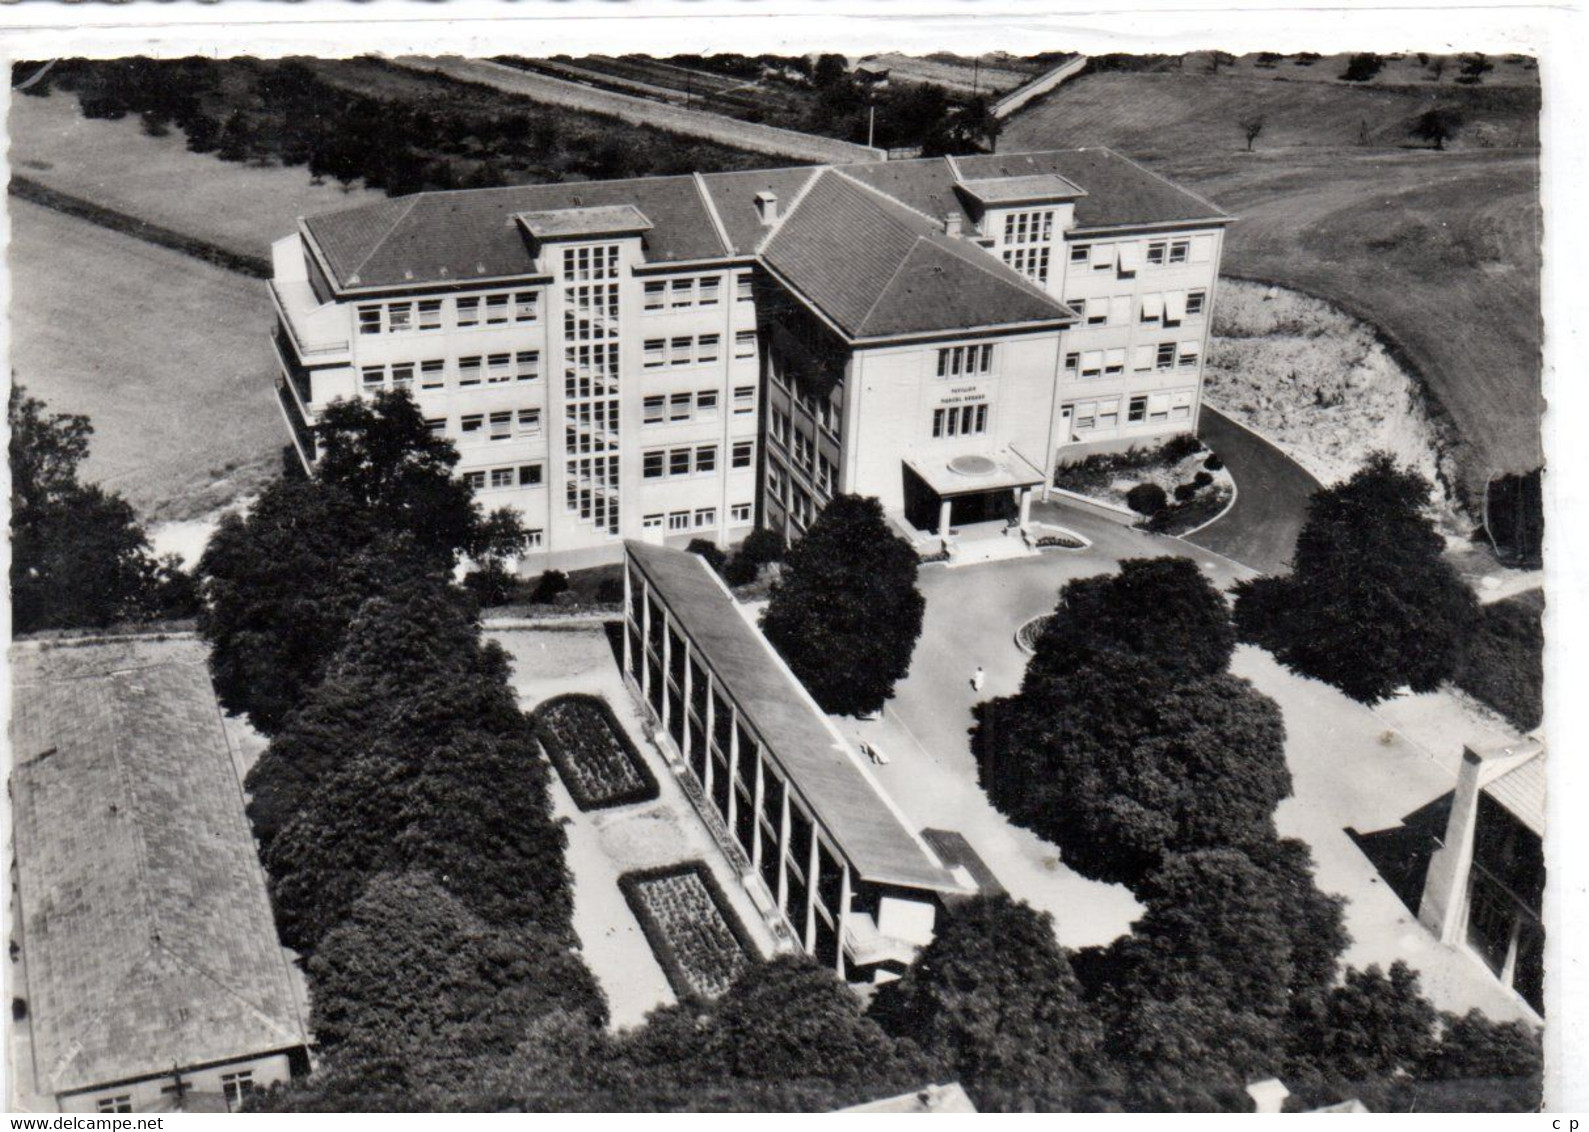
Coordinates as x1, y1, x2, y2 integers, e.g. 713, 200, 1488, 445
1108, 295, 1131, 326
771, 407, 791, 444
1098, 398, 1121, 428
461, 413, 484, 435
697, 390, 719, 418
644, 395, 666, 425
361, 365, 384, 388
1068, 297, 1087, 322
418, 299, 443, 331
1170, 390, 1194, 421
465, 470, 486, 489
767, 464, 784, 498
671, 279, 694, 308
425, 417, 447, 436
458, 356, 483, 386
936, 344, 994, 378
736, 273, 754, 302
733, 385, 756, 415
644, 339, 666, 368
644, 281, 667, 311
1164, 291, 1187, 326
698, 334, 720, 364
1128, 395, 1147, 423
668, 511, 692, 532
669, 448, 692, 477
487, 353, 513, 383
1179, 344, 1200, 369
1087, 302, 1107, 326
1074, 401, 1097, 431
735, 330, 757, 359
1064, 352, 1079, 376
421, 359, 445, 389
97, 1096, 133, 1114
490, 411, 513, 440
695, 508, 717, 528
1090, 242, 1115, 270
517, 408, 542, 437
485, 294, 510, 324
1004, 209, 1055, 247
456, 296, 480, 327
1149, 392, 1172, 422
643, 513, 664, 530
519, 462, 544, 486
1105, 348, 1126, 376
732, 440, 754, 469
817, 453, 836, 493
1080, 350, 1103, 380
670, 392, 692, 422
699, 277, 721, 306
1140, 293, 1163, 324
731, 502, 753, 524
1186, 289, 1207, 316
387, 303, 413, 332
931, 404, 988, 438
644, 451, 665, 479
1070, 243, 1091, 264
1169, 239, 1191, 264
1146, 241, 1167, 266
358, 306, 382, 335
514, 291, 539, 322
1156, 342, 1176, 370
671, 337, 693, 366
516, 350, 541, 381
696, 444, 718, 473
1003, 245, 1051, 283
390, 362, 414, 387
525, 528, 545, 549
490, 467, 515, 489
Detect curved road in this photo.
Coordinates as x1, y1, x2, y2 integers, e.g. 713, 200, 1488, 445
1186, 405, 1322, 575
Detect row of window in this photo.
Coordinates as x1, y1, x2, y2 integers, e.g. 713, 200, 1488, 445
96, 1072, 256, 1114
362, 350, 542, 391
767, 372, 842, 438
932, 403, 989, 438
642, 503, 753, 532
936, 343, 995, 379
641, 273, 753, 311
1065, 341, 1201, 380
642, 331, 757, 368
1069, 289, 1206, 328
428, 408, 543, 441
464, 462, 546, 490
642, 385, 757, 425
357, 292, 539, 336
1065, 388, 1196, 431
641, 441, 754, 480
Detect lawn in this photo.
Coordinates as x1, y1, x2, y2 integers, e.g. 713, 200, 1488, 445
8, 89, 384, 261
6, 200, 282, 522
1003, 72, 1542, 503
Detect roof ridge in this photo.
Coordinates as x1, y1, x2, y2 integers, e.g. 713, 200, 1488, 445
917, 220, 1072, 310
1091, 145, 1232, 218
345, 195, 422, 285
149, 937, 305, 1048
690, 171, 734, 256
854, 235, 931, 337
755, 167, 826, 255
829, 165, 945, 231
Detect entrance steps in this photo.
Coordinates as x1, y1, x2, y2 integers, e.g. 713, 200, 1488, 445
945, 531, 1037, 568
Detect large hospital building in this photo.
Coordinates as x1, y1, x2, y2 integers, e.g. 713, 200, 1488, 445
270, 149, 1230, 569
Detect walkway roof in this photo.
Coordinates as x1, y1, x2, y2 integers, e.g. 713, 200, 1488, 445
626, 541, 966, 894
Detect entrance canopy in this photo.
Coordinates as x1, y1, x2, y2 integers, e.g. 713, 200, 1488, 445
903, 449, 1046, 498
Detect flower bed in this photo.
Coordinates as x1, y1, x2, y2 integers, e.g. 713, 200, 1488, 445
533, 693, 659, 811
618, 862, 757, 1000
1053, 436, 1234, 535
1015, 614, 1056, 654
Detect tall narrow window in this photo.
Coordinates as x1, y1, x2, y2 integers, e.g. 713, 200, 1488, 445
358, 306, 382, 335
418, 299, 443, 331
456, 297, 480, 327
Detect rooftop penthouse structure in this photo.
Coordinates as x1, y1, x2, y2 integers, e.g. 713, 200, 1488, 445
271, 149, 1230, 570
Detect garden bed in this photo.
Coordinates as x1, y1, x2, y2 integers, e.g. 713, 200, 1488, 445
618, 861, 758, 1000
1015, 614, 1056, 654
1052, 435, 1234, 536
533, 693, 659, 811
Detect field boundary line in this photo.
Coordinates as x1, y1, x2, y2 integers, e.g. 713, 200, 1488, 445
9, 176, 271, 279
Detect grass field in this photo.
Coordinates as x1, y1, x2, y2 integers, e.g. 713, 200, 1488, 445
7, 200, 282, 522
8, 90, 385, 261
1004, 72, 1542, 501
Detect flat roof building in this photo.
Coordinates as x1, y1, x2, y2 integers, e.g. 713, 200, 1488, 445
622, 542, 972, 981
8, 638, 310, 1113
272, 149, 1230, 571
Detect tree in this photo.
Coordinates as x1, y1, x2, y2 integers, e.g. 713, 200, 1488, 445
9, 385, 195, 633
813, 53, 850, 89
1423, 1010, 1542, 1081
1307, 962, 1438, 1080
869, 896, 1102, 1108
760, 494, 925, 716
1239, 109, 1267, 151
1412, 105, 1465, 150
1340, 52, 1384, 82
1233, 453, 1479, 703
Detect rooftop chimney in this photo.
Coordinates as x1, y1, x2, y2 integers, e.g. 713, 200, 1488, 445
754, 190, 779, 227
944, 212, 964, 238
1246, 1079, 1290, 1115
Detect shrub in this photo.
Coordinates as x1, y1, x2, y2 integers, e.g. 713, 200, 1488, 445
1340, 53, 1384, 82
1423, 1010, 1542, 1081
739, 527, 787, 567
1126, 483, 1168, 515
1294, 52, 1322, 66
1174, 482, 1199, 502
595, 576, 626, 604
464, 562, 519, 607
1452, 595, 1543, 730
1162, 433, 1205, 462
723, 554, 760, 586
1193, 471, 1214, 489
686, 538, 729, 576
1204, 452, 1225, 472
531, 569, 569, 603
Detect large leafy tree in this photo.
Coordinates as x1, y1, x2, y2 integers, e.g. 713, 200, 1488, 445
760, 495, 926, 716
9, 384, 194, 633
868, 895, 1102, 1108
1233, 453, 1479, 703
1305, 962, 1438, 1080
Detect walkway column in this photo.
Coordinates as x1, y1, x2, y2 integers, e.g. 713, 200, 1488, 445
1018, 488, 1033, 530
938, 498, 953, 538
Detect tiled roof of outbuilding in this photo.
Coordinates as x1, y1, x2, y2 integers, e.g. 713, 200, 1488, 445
10, 638, 308, 1098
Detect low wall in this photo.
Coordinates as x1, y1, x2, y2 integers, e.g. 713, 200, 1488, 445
994, 55, 1090, 118
1046, 486, 1140, 526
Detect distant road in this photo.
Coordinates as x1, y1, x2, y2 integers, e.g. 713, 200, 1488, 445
1185, 405, 1321, 575
392, 57, 884, 166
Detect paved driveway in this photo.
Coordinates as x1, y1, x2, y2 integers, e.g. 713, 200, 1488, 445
1187, 405, 1322, 575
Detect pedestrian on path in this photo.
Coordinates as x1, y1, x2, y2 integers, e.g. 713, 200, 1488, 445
971, 666, 986, 693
